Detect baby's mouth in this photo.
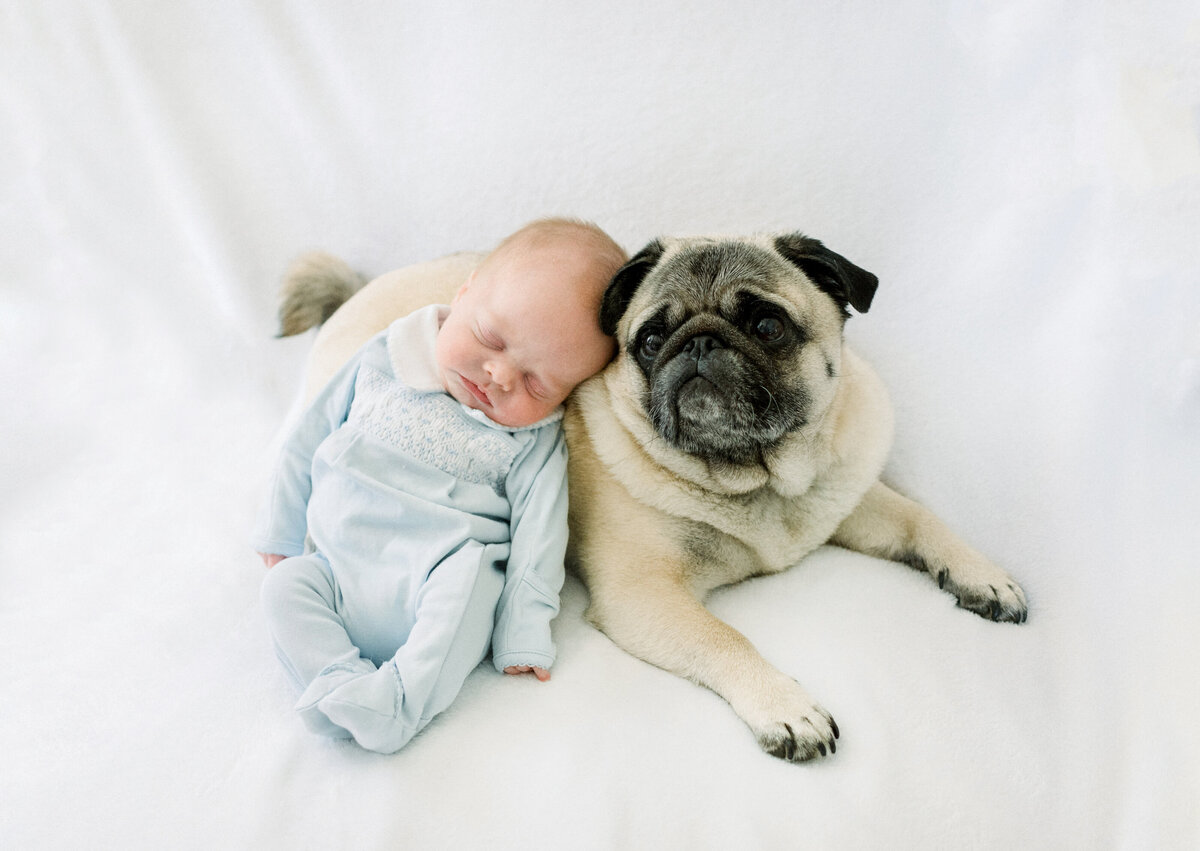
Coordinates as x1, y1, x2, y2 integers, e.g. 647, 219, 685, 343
459, 374, 491, 407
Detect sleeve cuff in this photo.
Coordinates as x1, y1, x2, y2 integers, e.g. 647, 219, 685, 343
492, 649, 556, 672
250, 537, 306, 558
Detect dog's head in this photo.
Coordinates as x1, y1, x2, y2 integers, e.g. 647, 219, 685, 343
599, 233, 878, 467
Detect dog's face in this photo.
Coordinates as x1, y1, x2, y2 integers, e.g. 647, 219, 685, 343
599, 233, 878, 467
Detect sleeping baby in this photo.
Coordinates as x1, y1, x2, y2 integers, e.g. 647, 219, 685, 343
253, 218, 625, 753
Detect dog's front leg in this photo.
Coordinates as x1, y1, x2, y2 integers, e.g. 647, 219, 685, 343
832, 481, 1028, 622
585, 573, 839, 762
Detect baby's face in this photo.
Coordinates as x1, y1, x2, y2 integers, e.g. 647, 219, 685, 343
435, 253, 613, 428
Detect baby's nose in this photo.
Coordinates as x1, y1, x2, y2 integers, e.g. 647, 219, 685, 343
485, 359, 516, 390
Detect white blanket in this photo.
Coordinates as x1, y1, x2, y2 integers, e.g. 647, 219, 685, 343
3, 2, 1197, 848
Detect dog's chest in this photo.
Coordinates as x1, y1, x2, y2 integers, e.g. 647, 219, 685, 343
724, 485, 849, 573
700, 468, 868, 573
675, 484, 848, 593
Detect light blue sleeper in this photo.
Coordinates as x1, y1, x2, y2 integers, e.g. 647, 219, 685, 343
252, 305, 567, 753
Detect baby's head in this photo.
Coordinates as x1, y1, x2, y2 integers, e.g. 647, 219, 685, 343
436, 218, 627, 427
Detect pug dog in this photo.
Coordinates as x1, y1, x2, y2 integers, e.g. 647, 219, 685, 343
285, 233, 1028, 763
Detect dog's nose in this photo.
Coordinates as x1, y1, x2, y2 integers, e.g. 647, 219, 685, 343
683, 334, 723, 357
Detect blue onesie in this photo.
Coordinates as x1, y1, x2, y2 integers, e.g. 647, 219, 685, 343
253, 305, 567, 753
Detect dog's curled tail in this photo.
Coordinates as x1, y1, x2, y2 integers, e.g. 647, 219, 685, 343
276, 252, 367, 337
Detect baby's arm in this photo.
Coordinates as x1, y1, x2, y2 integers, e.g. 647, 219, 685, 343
251, 341, 367, 560
492, 426, 569, 678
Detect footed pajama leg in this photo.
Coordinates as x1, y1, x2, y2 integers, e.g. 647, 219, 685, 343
315, 546, 505, 754
259, 552, 374, 738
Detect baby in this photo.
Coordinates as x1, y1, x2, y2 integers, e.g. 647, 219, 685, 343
253, 218, 626, 753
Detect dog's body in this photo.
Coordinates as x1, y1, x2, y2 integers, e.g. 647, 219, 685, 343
286, 233, 1027, 763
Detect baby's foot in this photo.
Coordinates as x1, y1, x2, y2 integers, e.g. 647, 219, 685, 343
294, 658, 376, 738
317, 661, 415, 754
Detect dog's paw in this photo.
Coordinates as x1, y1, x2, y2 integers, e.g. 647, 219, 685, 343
950, 574, 1027, 623
740, 679, 839, 763
913, 550, 1028, 624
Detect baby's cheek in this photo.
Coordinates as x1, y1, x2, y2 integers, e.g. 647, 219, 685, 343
499, 395, 556, 428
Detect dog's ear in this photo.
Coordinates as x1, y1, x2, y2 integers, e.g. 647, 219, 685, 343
774, 233, 878, 317
600, 240, 665, 335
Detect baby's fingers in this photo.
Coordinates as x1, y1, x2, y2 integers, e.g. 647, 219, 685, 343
504, 665, 551, 682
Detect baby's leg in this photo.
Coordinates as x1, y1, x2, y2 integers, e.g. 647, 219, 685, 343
316, 550, 506, 754
260, 553, 375, 737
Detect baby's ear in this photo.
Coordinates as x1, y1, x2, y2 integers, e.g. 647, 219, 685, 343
453, 271, 474, 303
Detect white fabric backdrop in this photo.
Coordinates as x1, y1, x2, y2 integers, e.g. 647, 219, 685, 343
2, 2, 1197, 848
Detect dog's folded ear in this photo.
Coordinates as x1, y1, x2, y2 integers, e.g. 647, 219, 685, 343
773, 233, 878, 316
601, 240, 665, 335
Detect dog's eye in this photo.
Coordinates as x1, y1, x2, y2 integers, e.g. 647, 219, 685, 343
640, 333, 665, 360
753, 315, 785, 343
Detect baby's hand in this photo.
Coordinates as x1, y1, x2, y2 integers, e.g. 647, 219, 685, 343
504, 665, 551, 682
259, 553, 286, 569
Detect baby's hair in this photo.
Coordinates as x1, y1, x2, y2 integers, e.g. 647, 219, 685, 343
483, 217, 628, 283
